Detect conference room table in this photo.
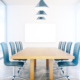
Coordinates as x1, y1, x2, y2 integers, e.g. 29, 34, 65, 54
11, 47, 74, 80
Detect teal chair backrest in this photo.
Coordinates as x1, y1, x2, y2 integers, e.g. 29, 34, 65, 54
72, 42, 80, 65
9, 42, 16, 55
19, 41, 23, 50
15, 42, 20, 52
62, 42, 66, 51
1, 42, 10, 65
66, 42, 72, 54
58, 41, 62, 49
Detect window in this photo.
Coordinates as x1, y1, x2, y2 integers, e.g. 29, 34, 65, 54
25, 23, 56, 42
76, 9, 80, 42
0, 1, 6, 58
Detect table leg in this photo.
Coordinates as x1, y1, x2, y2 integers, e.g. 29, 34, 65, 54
46, 59, 49, 67
49, 59, 53, 79
34, 59, 36, 67
30, 59, 34, 79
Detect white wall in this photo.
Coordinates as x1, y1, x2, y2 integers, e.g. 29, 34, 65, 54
0, 1, 6, 53
7, 5, 75, 48
76, 2, 80, 42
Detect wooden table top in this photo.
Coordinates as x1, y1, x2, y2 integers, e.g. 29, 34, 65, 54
11, 47, 74, 59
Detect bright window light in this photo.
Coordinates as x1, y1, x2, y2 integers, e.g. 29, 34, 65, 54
0, 23, 5, 42
77, 9, 80, 42
0, 1, 6, 43
25, 23, 56, 42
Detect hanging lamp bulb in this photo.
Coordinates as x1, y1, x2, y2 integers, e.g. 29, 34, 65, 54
37, 17, 45, 20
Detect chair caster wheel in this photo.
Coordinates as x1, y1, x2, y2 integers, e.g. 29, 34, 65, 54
19, 68, 21, 69
18, 70, 19, 73
62, 70, 64, 74
61, 68, 63, 70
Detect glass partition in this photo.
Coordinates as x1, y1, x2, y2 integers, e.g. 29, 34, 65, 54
0, 1, 6, 58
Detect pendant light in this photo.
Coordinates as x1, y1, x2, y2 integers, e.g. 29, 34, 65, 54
37, 17, 45, 20
36, 10, 47, 15
35, 0, 49, 10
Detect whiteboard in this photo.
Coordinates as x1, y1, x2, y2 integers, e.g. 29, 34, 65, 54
25, 24, 56, 42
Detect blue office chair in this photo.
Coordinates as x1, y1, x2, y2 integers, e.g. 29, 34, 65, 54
55, 41, 62, 62
19, 41, 27, 62
66, 42, 72, 54
55, 42, 66, 61
9, 42, 16, 55
15, 42, 20, 52
58, 41, 62, 49
0, 42, 25, 80
60, 42, 72, 61
19, 41, 23, 50
59, 42, 72, 73
62, 42, 66, 51
10, 42, 27, 62
55, 42, 72, 71
57, 42, 80, 80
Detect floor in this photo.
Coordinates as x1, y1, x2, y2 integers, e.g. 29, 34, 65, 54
0, 50, 3, 59
0, 59, 80, 80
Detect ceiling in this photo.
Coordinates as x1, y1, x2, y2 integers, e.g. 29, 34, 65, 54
3, 0, 80, 5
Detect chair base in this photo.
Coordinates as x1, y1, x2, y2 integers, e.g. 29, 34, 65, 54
13, 76, 27, 80
54, 75, 70, 80
3, 76, 26, 80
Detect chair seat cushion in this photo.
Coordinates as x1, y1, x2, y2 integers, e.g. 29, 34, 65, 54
5, 61, 24, 67
55, 59, 68, 61
13, 59, 27, 61
21, 59, 27, 61
60, 59, 68, 60
58, 61, 76, 67
55, 59, 60, 61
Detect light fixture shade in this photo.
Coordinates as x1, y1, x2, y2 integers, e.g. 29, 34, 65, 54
36, 0, 48, 7
36, 11, 47, 15
37, 17, 45, 20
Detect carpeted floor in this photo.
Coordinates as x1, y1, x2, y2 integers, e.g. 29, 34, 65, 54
0, 59, 80, 80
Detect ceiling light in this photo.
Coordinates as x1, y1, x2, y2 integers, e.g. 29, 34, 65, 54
37, 17, 45, 20
36, 11, 47, 15
35, 0, 48, 10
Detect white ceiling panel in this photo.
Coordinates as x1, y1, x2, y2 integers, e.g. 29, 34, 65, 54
2, 0, 80, 5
